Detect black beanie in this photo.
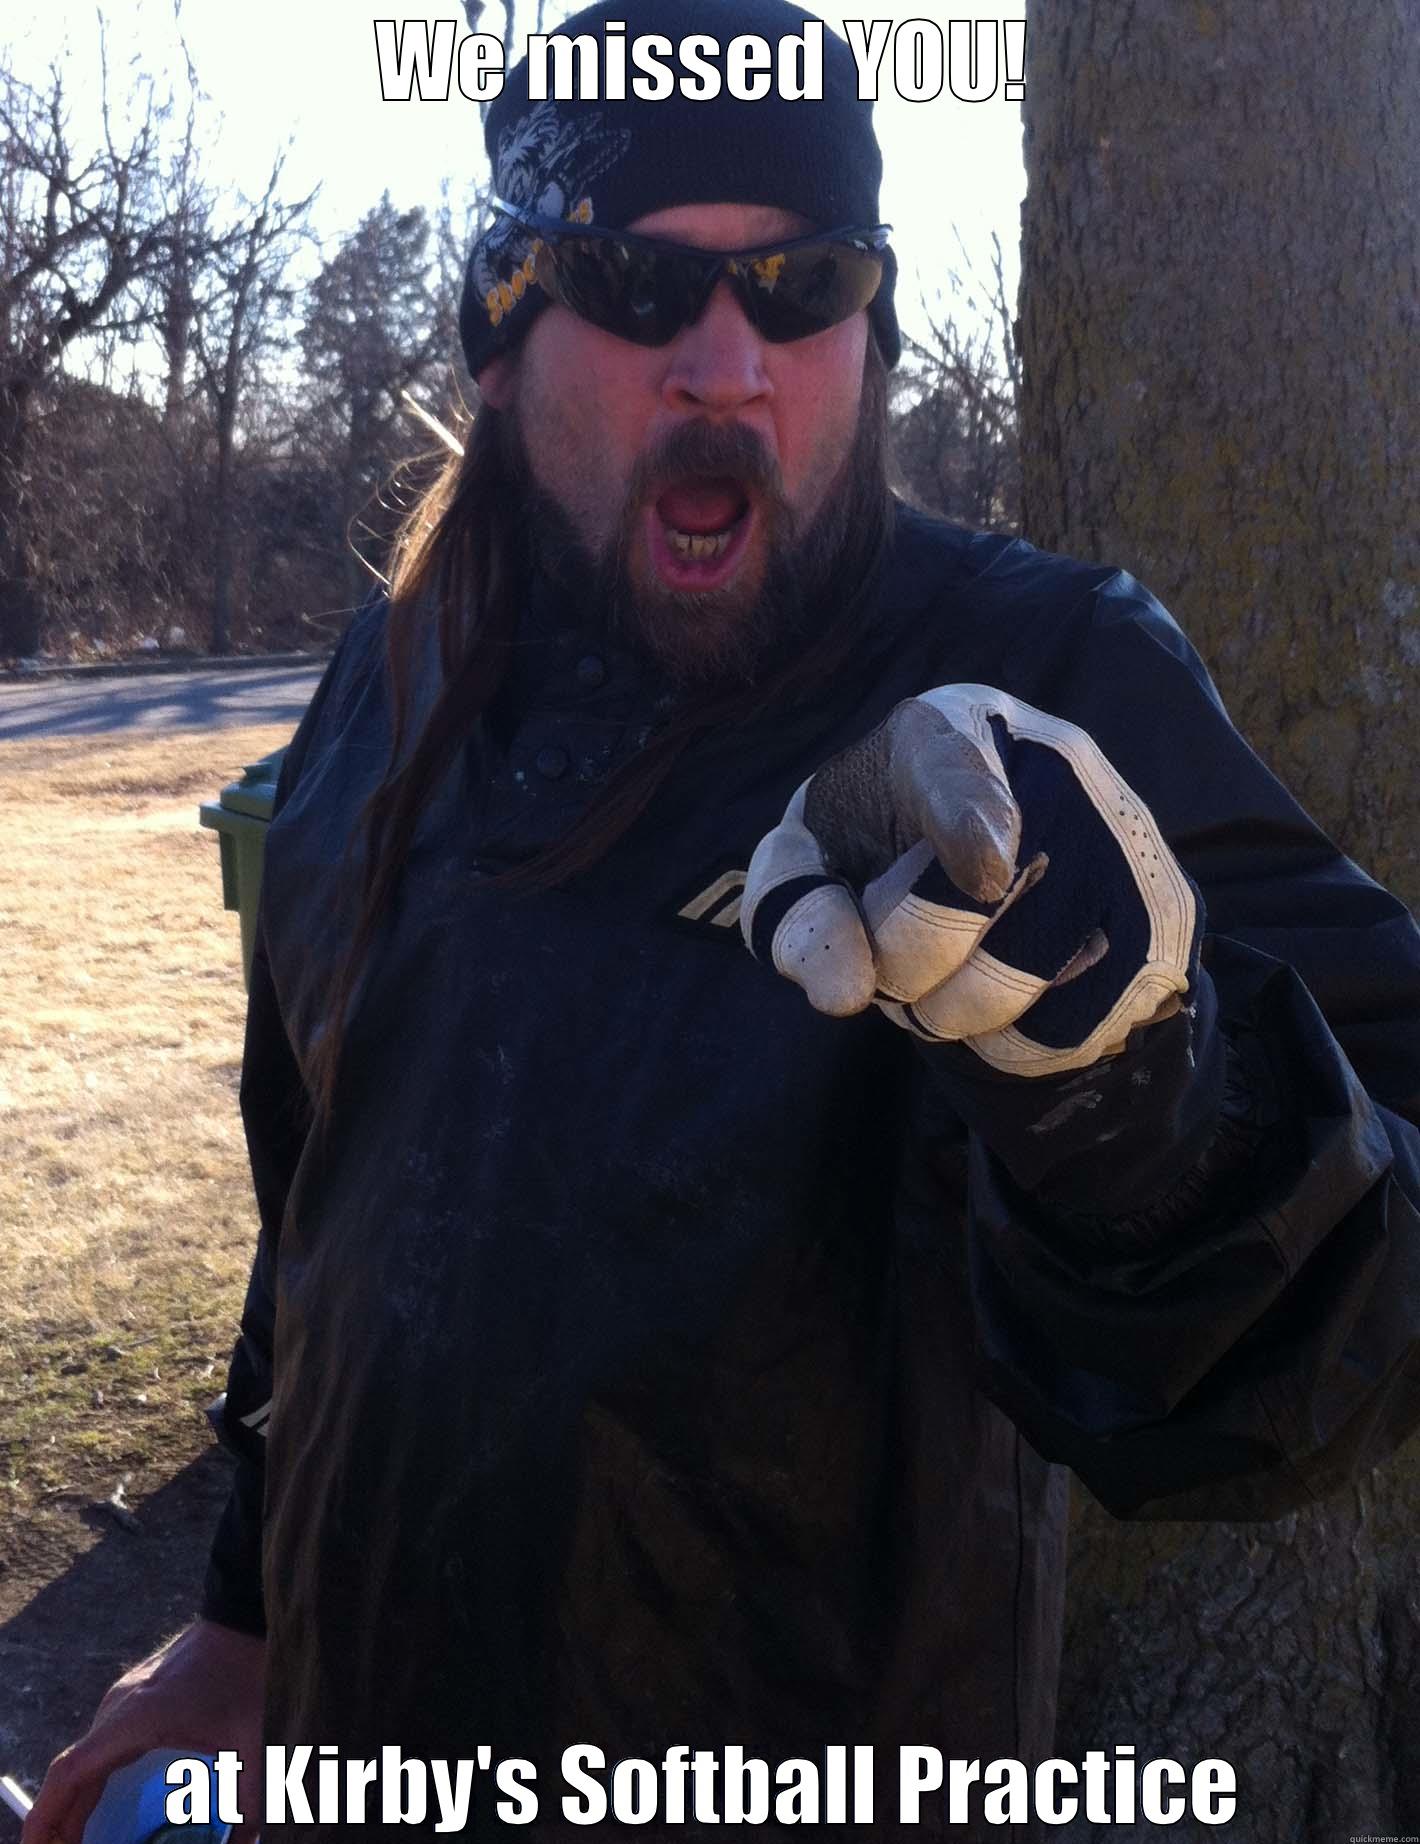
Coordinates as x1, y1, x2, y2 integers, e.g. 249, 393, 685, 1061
458, 0, 900, 381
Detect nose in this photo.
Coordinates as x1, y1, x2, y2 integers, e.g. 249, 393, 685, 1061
660, 279, 773, 416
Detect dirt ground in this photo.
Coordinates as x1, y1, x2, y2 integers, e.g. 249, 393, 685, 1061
0, 723, 292, 1822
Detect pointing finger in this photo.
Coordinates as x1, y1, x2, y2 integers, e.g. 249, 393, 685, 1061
886, 700, 1021, 905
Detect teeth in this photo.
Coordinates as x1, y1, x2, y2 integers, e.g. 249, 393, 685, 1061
667, 527, 733, 560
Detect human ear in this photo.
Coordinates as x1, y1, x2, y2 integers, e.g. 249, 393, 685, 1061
476, 352, 517, 411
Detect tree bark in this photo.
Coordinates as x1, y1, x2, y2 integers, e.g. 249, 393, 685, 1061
1057, 1472, 1420, 1841
211, 402, 234, 656
0, 375, 41, 655
1018, 3, 1420, 1836
1019, 0, 1420, 908
162, 266, 193, 428
340, 431, 366, 615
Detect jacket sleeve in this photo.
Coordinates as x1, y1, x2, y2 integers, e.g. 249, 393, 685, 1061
199, 905, 304, 1633
923, 569, 1420, 1520
200, 611, 379, 1630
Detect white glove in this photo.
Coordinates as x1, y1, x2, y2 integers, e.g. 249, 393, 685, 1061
741, 686, 1200, 1078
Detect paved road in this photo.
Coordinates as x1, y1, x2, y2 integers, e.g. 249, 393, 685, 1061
0, 663, 325, 742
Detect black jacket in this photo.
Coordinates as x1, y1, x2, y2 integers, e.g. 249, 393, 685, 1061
204, 503, 1420, 1838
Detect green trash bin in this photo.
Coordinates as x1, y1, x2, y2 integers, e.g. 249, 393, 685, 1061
198, 746, 288, 988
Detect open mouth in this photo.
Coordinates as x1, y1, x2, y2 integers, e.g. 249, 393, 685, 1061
646, 477, 754, 590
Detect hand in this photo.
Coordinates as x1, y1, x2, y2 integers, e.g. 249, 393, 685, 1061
741, 685, 1200, 1077
21, 1620, 266, 1844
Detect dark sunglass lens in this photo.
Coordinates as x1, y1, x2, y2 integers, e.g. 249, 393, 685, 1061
532, 228, 885, 348
535, 237, 698, 347
741, 243, 884, 342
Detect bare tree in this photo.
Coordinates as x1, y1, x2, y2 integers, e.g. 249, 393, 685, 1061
0, 35, 194, 653
431, 175, 485, 393
188, 158, 315, 653
152, 75, 205, 432
298, 196, 446, 608
890, 233, 1021, 531
157, 194, 199, 428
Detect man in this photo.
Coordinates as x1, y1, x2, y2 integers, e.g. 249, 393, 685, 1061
27, 1, 1420, 1839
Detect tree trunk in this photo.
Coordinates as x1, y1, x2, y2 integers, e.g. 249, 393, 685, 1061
211, 405, 235, 655
1056, 1473, 1420, 1842
1019, 0, 1420, 908
1017, 3, 1420, 1836
340, 419, 370, 614
0, 377, 42, 656
162, 270, 193, 428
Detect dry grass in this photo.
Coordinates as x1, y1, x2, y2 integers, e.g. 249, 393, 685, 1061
0, 724, 294, 1531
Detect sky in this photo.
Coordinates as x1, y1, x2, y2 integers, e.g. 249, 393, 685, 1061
6, 0, 1026, 367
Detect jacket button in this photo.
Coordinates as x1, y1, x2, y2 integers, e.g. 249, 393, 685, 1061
575, 654, 607, 688
534, 744, 570, 780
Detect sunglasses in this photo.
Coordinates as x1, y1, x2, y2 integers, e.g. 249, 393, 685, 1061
491, 196, 891, 348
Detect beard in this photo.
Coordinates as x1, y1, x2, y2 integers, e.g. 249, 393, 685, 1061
497, 347, 891, 690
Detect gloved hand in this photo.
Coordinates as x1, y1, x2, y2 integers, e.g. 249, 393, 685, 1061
741, 685, 1201, 1078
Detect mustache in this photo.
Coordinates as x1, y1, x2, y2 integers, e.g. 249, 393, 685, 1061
627, 420, 788, 513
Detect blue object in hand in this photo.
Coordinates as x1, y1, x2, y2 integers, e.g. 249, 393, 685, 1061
81, 1751, 232, 1844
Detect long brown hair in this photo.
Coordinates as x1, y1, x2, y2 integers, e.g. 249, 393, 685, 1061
305, 344, 894, 1130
